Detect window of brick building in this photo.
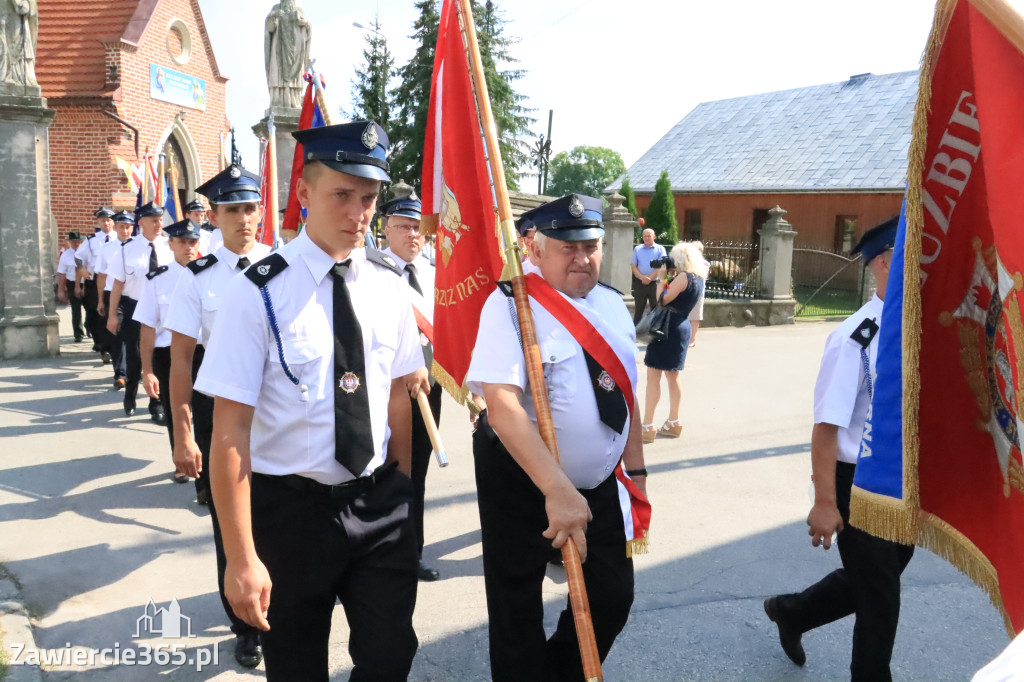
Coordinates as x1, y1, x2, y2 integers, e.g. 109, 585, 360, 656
835, 215, 857, 253
684, 209, 702, 240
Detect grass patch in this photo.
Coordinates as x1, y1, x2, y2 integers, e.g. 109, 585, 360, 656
794, 286, 863, 319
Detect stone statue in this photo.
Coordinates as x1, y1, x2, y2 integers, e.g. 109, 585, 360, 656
1, 0, 37, 87
264, 0, 310, 110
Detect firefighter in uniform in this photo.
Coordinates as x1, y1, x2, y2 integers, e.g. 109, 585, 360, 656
98, 211, 135, 389
76, 207, 116, 361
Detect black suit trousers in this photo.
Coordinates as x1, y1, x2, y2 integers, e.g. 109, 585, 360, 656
410, 385, 442, 558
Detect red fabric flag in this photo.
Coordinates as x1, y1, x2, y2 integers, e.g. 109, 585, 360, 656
851, 0, 1024, 635
421, 0, 505, 402
281, 75, 317, 234
257, 138, 274, 246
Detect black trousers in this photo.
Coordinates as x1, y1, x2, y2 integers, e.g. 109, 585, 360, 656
104, 291, 127, 379
152, 346, 174, 451
251, 466, 419, 681
69, 289, 85, 340
410, 386, 442, 558
631, 277, 658, 325
473, 411, 634, 682
773, 462, 915, 682
82, 279, 101, 346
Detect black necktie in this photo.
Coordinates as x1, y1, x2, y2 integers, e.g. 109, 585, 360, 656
237, 256, 250, 270
331, 261, 374, 476
404, 263, 423, 295
148, 242, 158, 275
583, 351, 628, 433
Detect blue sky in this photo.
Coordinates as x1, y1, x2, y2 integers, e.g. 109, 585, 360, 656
197, 0, 965, 179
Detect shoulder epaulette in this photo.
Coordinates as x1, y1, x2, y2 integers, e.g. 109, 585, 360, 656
245, 253, 289, 286
187, 253, 219, 274
597, 281, 624, 296
365, 247, 403, 276
850, 317, 880, 349
496, 281, 513, 298
146, 265, 169, 280
122, 237, 133, 245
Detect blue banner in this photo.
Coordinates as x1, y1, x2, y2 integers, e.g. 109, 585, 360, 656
149, 63, 207, 111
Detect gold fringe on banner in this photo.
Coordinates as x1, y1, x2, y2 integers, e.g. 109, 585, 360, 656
431, 359, 469, 406
626, 531, 649, 558
849, 488, 919, 545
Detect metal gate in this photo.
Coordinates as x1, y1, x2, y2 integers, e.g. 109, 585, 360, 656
792, 247, 866, 318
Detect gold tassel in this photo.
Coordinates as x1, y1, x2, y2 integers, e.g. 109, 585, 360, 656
430, 360, 469, 406
850, 487, 918, 544
626, 530, 650, 558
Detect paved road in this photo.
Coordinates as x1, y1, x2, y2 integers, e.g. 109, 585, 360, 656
0, 310, 1009, 680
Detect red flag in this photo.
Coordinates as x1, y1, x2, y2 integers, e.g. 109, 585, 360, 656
421, 0, 506, 402
257, 138, 274, 246
282, 74, 325, 233
851, 0, 1024, 635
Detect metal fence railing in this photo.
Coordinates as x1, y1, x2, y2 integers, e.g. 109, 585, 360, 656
703, 241, 763, 300
792, 247, 865, 318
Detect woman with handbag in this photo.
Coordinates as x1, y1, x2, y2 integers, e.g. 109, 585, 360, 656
641, 241, 708, 443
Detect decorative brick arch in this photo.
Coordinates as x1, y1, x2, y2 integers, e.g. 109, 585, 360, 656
158, 116, 202, 202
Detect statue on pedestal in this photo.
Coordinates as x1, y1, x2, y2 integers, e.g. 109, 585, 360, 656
264, 0, 310, 110
0, 0, 37, 87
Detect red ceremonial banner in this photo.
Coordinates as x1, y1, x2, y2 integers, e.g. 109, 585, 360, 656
257, 138, 274, 246
281, 76, 317, 234
852, 0, 1024, 635
421, 0, 505, 402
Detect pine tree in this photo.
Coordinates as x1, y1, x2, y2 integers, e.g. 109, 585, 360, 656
350, 15, 395, 131
620, 176, 637, 217
645, 170, 678, 245
474, 1, 533, 191
389, 0, 440, 190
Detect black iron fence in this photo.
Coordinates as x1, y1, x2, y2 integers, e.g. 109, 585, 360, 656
792, 247, 865, 318
703, 241, 763, 300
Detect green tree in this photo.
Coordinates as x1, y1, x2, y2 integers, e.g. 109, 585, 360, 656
645, 170, 678, 245
473, 0, 533, 191
389, 0, 440, 190
546, 146, 626, 198
350, 15, 395, 131
620, 176, 638, 217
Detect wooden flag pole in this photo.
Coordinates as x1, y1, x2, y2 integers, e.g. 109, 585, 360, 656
454, 1, 603, 679
168, 158, 183, 221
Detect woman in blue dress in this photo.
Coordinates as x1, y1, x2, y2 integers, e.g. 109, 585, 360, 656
642, 241, 708, 443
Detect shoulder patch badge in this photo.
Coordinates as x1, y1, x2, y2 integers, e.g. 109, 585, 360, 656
496, 281, 514, 298
365, 248, 403, 276
187, 253, 219, 274
122, 237, 133, 245
850, 318, 880, 349
145, 265, 169, 280
597, 281, 624, 297
245, 253, 289, 287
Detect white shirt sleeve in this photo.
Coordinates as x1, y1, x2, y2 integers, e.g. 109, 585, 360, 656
75, 240, 92, 272
133, 277, 159, 329
465, 291, 527, 395
106, 243, 127, 283
164, 270, 203, 340
391, 285, 427, 379
813, 331, 862, 429
194, 275, 268, 406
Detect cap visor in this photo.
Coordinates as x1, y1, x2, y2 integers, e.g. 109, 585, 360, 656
211, 191, 262, 205
321, 160, 391, 183
537, 226, 605, 242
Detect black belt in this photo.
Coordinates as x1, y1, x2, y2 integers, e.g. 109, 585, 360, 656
254, 460, 398, 502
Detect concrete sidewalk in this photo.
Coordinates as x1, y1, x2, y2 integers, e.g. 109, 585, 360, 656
0, 308, 1009, 680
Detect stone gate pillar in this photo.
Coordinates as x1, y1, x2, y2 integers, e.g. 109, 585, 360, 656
601, 192, 637, 309
756, 205, 797, 325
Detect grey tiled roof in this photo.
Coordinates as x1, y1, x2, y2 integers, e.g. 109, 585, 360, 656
612, 71, 918, 194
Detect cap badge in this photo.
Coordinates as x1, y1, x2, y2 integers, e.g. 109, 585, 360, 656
361, 122, 378, 150
229, 166, 241, 179
568, 196, 585, 218
339, 372, 361, 394
257, 264, 271, 276
597, 370, 615, 392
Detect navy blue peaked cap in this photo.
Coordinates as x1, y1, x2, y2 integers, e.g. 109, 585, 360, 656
852, 215, 899, 264
135, 202, 164, 219
185, 199, 206, 213
382, 195, 421, 220
196, 166, 261, 206
94, 207, 116, 219
165, 218, 202, 240
293, 121, 391, 182
113, 211, 135, 224
517, 194, 605, 242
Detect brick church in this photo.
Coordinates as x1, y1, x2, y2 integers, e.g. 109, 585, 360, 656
37, 0, 229, 241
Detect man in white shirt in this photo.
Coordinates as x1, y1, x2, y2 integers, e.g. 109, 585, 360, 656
76, 208, 116, 359
105, 203, 172, 417
382, 194, 442, 582
163, 166, 271, 668
56, 232, 85, 342
466, 194, 647, 681
764, 217, 915, 682
195, 121, 428, 680
97, 212, 135, 389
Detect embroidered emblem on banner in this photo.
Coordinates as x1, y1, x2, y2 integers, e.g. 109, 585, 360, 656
939, 238, 1024, 497
437, 180, 471, 267
597, 370, 615, 392
339, 372, 361, 394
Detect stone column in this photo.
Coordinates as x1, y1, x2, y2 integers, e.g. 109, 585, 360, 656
601, 192, 638, 309
756, 205, 797, 325
0, 91, 58, 359
253, 107, 301, 235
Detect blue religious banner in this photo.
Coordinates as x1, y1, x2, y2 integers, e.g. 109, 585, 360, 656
149, 64, 207, 111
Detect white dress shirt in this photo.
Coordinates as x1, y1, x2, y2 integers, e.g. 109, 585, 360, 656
106, 235, 172, 300
165, 243, 271, 348
75, 231, 113, 277
194, 230, 424, 485
466, 275, 638, 489
813, 294, 883, 464
98, 238, 126, 292
200, 228, 223, 257
56, 248, 78, 280
382, 247, 435, 324
133, 261, 187, 348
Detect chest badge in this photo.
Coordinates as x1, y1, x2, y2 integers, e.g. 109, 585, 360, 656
339, 372, 361, 394
597, 370, 616, 392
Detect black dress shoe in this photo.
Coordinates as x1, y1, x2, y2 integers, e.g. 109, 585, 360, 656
92, 343, 100, 352
151, 404, 167, 426
764, 597, 806, 666
101, 352, 112, 365
196, 489, 210, 506
234, 631, 263, 669
123, 395, 136, 417
418, 562, 440, 582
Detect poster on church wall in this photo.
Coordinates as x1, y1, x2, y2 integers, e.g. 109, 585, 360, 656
149, 63, 206, 111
